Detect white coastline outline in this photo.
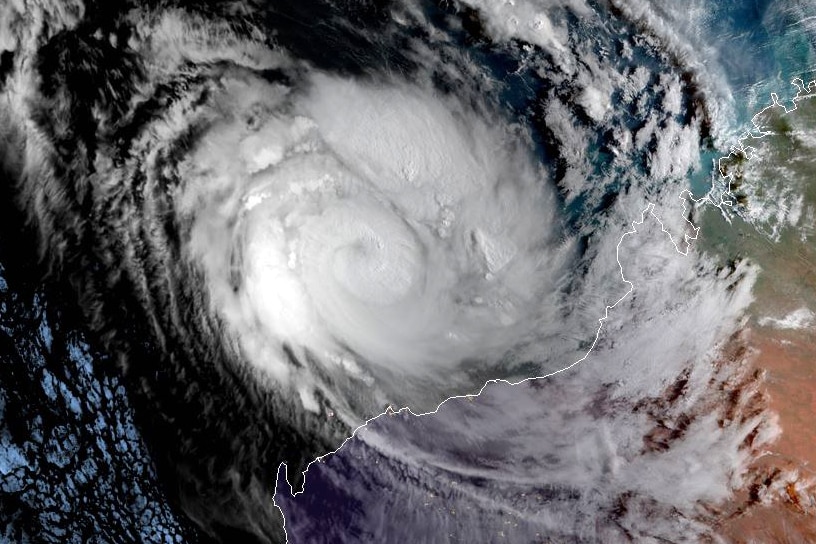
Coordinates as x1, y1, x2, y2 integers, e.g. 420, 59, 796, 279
271, 79, 815, 542
716, 78, 816, 228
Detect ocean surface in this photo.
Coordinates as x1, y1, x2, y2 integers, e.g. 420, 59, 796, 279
2, 1, 816, 542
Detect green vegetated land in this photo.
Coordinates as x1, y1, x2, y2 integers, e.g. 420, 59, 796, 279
702, 88, 816, 319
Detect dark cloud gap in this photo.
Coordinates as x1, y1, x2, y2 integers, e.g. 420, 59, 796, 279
0, 0, 770, 542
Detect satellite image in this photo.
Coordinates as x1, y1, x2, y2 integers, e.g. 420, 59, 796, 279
1, 0, 816, 542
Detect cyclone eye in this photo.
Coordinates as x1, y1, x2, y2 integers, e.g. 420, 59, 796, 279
322, 210, 421, 306
180, 72, 571, 418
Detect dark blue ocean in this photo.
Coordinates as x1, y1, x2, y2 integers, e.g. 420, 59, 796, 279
1, 1, 815, 542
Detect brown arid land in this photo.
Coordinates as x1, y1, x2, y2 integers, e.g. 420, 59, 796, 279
718, 328, 816, 543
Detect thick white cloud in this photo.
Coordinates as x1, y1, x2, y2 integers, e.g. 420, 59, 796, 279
296, 189, 773, 542
1, 2, 785, 540
179, 72, 580, 421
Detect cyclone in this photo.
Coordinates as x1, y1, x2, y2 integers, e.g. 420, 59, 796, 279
181, 70, 570, 417
0, 0, 784, 542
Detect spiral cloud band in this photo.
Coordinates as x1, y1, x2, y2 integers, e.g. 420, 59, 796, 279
181, 70, 571, 417
0, 0, 779, 541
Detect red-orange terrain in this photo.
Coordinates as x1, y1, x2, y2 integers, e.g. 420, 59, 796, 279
718, 329, 816, 542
